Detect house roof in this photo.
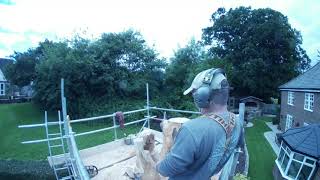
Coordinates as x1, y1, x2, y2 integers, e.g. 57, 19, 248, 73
0, 69, 6, 82
239, 96, 263, 102
279, 62, 320, 90
280, 124, 320, 159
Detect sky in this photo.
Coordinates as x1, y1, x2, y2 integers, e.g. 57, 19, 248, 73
0, 0, 319, 65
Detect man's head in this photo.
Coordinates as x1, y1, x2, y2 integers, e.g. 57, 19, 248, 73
183, 68, 229, 109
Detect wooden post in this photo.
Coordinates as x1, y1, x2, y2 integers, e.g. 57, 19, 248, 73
229, 103, 245, 178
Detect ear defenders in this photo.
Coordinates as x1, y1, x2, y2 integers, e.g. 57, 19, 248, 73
192, 68, 225, 108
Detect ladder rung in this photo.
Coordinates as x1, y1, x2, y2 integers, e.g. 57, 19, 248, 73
60, 175, 73, 180
55, 166, 69, 171
50, 144, 63, 148
48, 133, 62, 136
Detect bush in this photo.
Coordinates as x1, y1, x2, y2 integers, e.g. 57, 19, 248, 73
233, 173, 250, 180
32, 30, 166, 118
272, 117, 280, 125
0, 160, 55, 180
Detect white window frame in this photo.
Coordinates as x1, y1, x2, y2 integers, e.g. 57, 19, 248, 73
285, 114, 293, 131
276, 141, 316, 180
304, 93, 314, 112
287, 91, 294, 106
0, 83, 4, 96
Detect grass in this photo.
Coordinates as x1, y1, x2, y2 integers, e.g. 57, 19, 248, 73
245, 117, 277, 180
0, 103, 142, 160
1, 102, 278, 179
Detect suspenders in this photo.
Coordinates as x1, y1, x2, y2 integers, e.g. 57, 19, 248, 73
202, 112, 237, 175
202, 112, 236, 149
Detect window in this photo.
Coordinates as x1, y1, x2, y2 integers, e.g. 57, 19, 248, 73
304, 93, 314, 111
285, 114, 293, 131
228, 98, 235, 108
287, 92, 294, 105
0, 83, 4, 95
276, 141, 316, 180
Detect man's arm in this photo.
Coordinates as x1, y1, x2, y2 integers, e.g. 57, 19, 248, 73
156, 126, 197, 177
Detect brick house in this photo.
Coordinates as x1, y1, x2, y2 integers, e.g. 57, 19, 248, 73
278, 62, 320, 131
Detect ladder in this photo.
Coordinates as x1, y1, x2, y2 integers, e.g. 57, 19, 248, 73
45, 111, 74, 180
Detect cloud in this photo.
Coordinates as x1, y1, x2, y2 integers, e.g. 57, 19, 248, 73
0, 0, 220, 58
0, 0, 319, 64
0, 27, 58, 57
0, 42, 7, 50
0, 0, 14, 5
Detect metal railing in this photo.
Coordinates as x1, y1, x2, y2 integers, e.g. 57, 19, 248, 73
18, 80, 203, 180
18, 79, 245, 180
18, 108, 201, 144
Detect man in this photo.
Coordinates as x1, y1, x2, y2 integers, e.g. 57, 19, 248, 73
155, 68, 243, 180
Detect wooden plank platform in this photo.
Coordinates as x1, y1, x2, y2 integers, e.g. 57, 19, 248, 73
48, 128, 163, 180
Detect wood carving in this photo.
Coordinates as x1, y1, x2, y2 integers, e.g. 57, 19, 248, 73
159, 118, 189, 161
134, 130, 161, 180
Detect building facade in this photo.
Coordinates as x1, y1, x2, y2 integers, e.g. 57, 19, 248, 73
279, 91, 320, 131
279, 63, 320, 131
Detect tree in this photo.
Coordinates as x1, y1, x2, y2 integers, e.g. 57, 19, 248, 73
89, 30, 166, 98
5, 50, 38, 87
202, 7, 311, 100
0, 58, 13, 71
164, 39, 206, 108
33, 30, 166, 117
4, 40, 53, 87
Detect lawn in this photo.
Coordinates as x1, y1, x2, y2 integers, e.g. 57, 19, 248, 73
245, 117, 277, 180
0, 103, 142, 160
2, 102, 278, 179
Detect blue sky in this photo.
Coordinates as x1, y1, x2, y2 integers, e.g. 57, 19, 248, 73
0, 0, 319, 65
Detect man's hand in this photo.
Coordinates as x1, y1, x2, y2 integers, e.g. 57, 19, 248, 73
142, 150, 157, 167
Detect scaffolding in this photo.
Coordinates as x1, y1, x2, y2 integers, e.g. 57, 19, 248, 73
18, 79, 245, 180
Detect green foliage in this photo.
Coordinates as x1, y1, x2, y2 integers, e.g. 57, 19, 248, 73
0, 58, 13, 73
0, 160, 55, 180
33, 30, 166, 117
272, 117, 280, 125
4, 40, 52, 87
5, 52, 37, 87
192, 58, 234, 85
163, 38, 236, 109
8, 7, 314, 117
234, 173, 250, 180
164, 39, 206, 108
202, 7, 311, 100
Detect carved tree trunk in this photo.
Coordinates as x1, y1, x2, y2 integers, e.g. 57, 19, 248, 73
159, 118, 188, 160
134, 130, 161, 180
